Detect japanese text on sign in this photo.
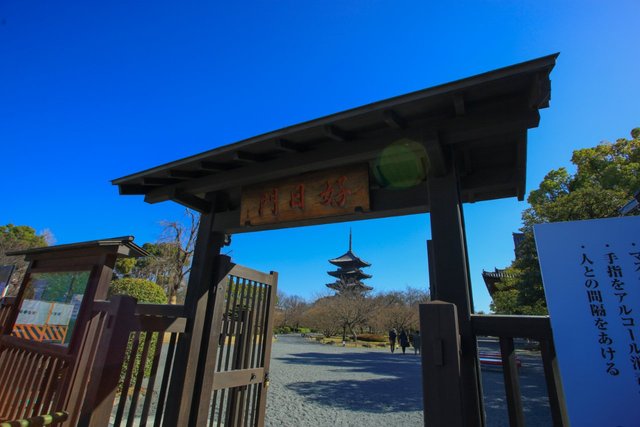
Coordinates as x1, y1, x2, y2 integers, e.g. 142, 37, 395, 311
240, 165, 370, 226
535, 216, 640, 426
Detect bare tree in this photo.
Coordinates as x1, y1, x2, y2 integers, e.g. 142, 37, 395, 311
303, 298, 340, 337
278, 294, 307, 330
370, 287, 430, 332
158, 209, 199, 304
331, 293, 375, 341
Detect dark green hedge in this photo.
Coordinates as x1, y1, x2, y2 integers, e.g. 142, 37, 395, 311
109, 278, 168, 304
109, 278, 168, 388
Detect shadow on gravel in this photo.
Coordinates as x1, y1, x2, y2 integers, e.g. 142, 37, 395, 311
279, 352, 422, 413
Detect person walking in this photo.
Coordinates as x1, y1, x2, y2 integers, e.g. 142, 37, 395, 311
388, 328, 397, 353
412, 330, 421, 355
399, 329, 409, 354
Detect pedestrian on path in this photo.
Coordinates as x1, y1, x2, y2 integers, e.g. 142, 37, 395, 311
388, 328, 397, 353
399, 329, 409, 354
412, 330, 421, 355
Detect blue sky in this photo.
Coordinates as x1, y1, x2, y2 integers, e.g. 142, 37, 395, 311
1, 1, 638, 312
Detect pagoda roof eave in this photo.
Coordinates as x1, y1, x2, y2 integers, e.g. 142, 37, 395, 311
326, 282, 373, 292
328, 250, 371, 267
327, 269, 372, 279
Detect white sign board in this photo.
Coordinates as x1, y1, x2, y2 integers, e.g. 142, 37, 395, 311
534, 216, 640, 427
49, 303, 73, 326
16, 299, 51, 325
15, 300, 74, 326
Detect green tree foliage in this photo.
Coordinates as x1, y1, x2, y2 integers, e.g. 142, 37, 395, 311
491, 127, 640, 314
0, 224, 49, 293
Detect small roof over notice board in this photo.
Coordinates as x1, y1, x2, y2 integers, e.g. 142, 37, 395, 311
113, 54, 558, 233
8, 236, 149, 260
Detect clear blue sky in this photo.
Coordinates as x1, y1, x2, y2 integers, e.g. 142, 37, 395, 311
1, 1, 638, 312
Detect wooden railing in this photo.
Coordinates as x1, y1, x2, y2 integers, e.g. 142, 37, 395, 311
78, 298, 188, 427
0, 298, 16, 334
0, 295, 189, 426
471, 315, 568, 427
0, 297, 71, 423
420, 302, 569, 427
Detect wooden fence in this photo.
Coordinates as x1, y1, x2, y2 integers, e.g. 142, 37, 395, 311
420, 301, 569, 427
0, 295, 187, 426
76, 297, 187, 427
0, 261, 277, 427
0, 297, 72, 423
471, 314, 568, 427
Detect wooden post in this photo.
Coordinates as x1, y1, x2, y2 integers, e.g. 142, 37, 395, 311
540, 338, 569, 426
427, 170, 484, 426
77, 295, 137, 427
163, 193, 226, 426
499, 337, 524, 426
193, 254, 233, 425
420, 301, 464, 427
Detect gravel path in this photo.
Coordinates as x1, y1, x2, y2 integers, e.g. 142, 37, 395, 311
266, 334, 423, 426
265, 335, 552, 426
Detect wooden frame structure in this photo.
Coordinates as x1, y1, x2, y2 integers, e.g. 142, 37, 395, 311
0, 237, 147, 425
112, 54, 561, 426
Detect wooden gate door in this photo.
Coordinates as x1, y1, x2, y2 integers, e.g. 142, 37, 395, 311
197, 260, 278, 426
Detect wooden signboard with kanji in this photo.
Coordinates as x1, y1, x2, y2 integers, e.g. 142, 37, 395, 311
240, 164, 370, 226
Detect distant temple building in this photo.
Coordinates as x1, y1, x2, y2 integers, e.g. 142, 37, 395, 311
482, 232, 524, 297
326, 230, 372, 294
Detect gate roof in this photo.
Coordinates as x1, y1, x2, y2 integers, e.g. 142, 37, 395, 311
113, 54, 557, 233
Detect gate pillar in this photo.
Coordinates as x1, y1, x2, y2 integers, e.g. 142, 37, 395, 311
427, 169, 484, 426
163, 193, 227, 426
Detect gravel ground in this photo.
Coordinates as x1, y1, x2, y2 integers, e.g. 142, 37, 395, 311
265, 335, 552, 427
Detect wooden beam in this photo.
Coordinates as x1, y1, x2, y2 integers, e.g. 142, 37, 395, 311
453, 93, 465, 116
142, 177, 182, 186
441, 108, 539, 145
460, 168, 515, 190
323, 124, 352, 142
274, 139, 307, 153
213, 184, 429, 234
171, 191, 212, 213
470, 315, 552, 340
383, 110, 407, 129
169, 170, 201, 179
118, 184, 148, 195
144, 127, 421, 204
514, 131, 527, 201
422, 131, 448, 177
232, 151, 264, 163
200, 161, 233, 172
142, 108, 535, 205
529, 72, 552, 109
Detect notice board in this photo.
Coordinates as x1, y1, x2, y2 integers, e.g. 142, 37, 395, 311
534, 216, 640, 426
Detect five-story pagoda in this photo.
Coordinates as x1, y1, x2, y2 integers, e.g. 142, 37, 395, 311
326, 230, 372, 294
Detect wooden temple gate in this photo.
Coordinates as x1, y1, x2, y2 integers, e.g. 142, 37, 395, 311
109, 53, 565, 426
0, 53, 567, 426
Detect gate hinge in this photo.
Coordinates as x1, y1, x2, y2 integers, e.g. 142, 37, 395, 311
264, 372, 270, 388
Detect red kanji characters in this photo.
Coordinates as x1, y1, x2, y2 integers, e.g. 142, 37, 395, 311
290, 184, 305, 210
258, 188, 279, 217
319, 176, 351, 207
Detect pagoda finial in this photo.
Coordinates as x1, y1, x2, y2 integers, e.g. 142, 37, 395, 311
349, 228, 352, 251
